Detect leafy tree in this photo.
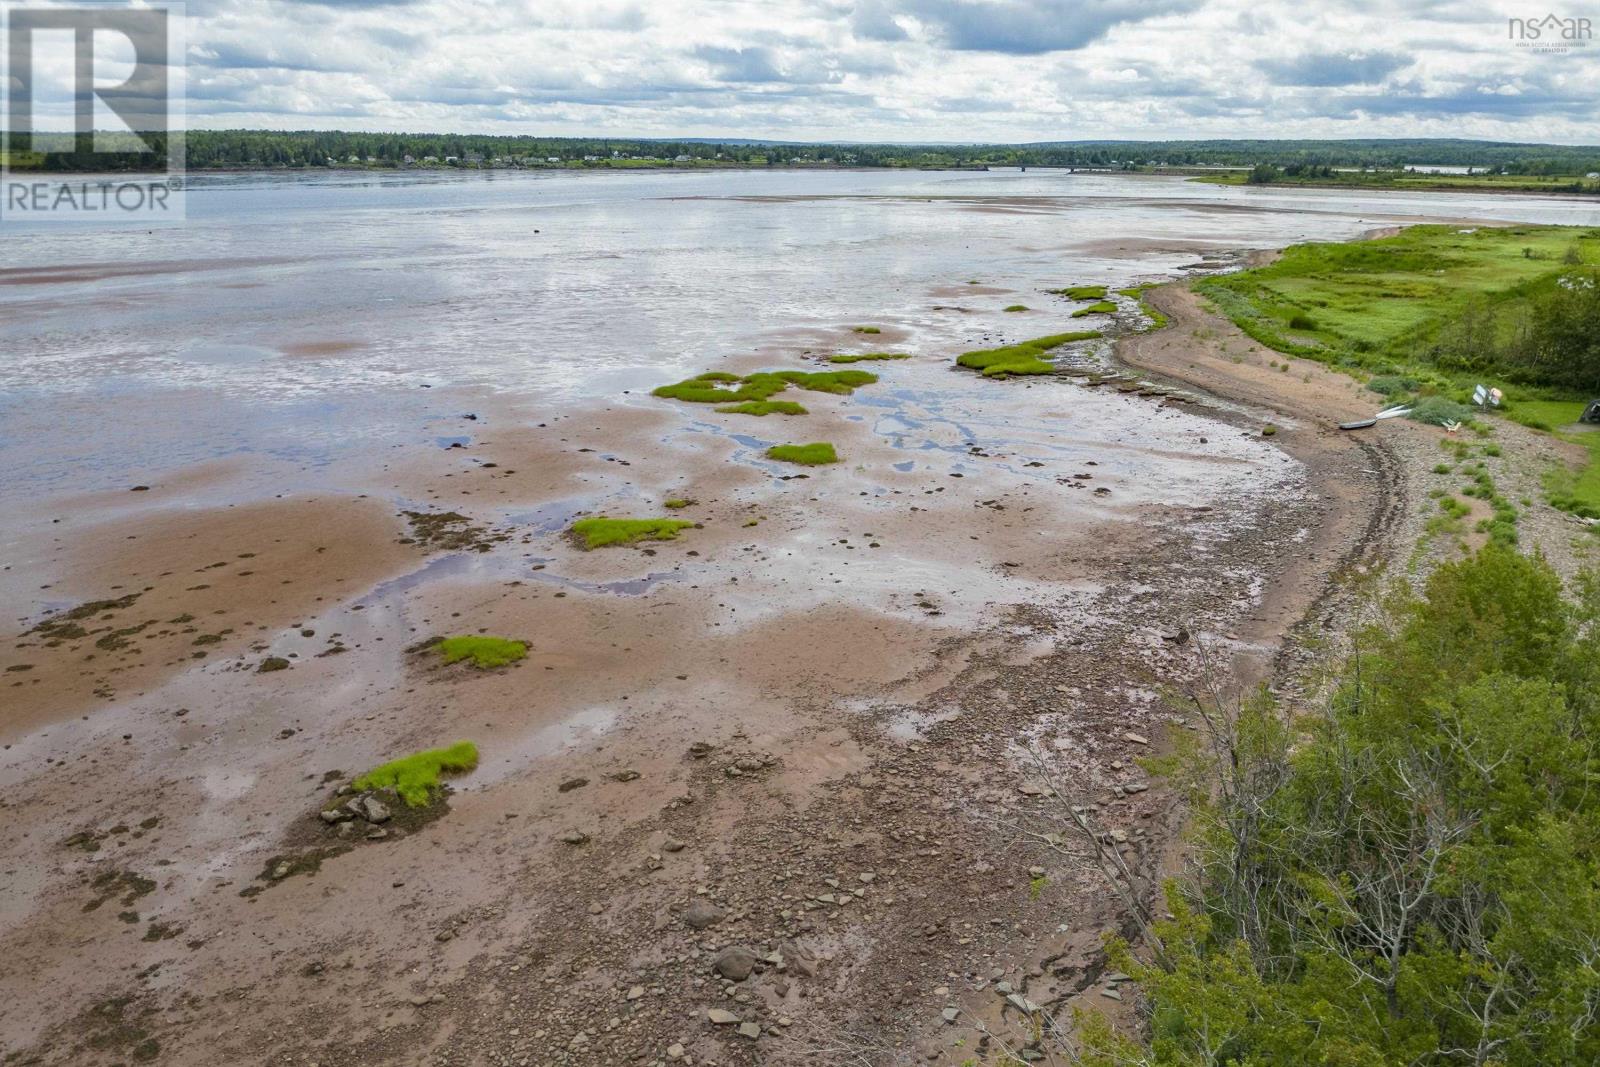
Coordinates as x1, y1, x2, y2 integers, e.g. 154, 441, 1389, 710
1085, 547, 1600, 1067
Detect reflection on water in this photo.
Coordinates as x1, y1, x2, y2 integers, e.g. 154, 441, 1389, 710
3, 168, 1597, 506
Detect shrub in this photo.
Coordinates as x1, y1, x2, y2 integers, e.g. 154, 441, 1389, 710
1407, 395, 1475, 426
1366, 374, 1418, 396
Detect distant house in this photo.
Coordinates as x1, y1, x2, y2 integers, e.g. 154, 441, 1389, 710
546, 156, 561, 163
583, 154, 599, 162
444, 155, 459, 164
674, 154, 690, 162
403, 154, 415, 164
422, 156, 439, 164
464, 151, 484, 164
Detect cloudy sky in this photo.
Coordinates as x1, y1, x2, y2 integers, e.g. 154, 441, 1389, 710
170, 0, 1600, 141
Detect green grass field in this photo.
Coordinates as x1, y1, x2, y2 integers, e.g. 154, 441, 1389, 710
1197, 224, 1599, 362
1504, 400, 1600, 518
1196, 224, 1600, 518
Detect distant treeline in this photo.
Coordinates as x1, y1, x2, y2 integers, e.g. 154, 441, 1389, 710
12, 132, 1600, 175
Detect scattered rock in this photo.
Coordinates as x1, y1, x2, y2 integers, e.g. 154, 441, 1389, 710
661, 837, 686, 853
1006, 993, 1042, 1015
737, 1021, 762, 1040
357, 796, 391, 824
1123, 731, 1150, 745
558, 829, 590, 845
712, 946, 759, 981
787, 952, 819, 978
706, 1008, 739, 1025
256, 657, 290, 673
683, 900, 726, 930
558, 777, 589, 793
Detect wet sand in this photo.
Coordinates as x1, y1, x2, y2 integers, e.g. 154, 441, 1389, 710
2, 176, 1594, 1066
0, 274, 1362, 1067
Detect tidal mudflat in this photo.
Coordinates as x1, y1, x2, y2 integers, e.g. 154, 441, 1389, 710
2, 170, 1596, 1065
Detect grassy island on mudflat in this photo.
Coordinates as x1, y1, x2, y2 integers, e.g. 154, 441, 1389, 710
569, 516, 696, 549
351, 741, 480, 807
436, 636, 527, 668
955, 331, 1102, 377
652, 369, 878, 409
765, 442, 839, 465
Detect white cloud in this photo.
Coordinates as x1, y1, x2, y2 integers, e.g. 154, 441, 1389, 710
174, 0, 1600, 141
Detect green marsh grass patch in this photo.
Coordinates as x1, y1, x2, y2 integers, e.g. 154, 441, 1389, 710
437, 636, 526, 669
570, 517, 695, 549
352, 741, 479, 807
1071, 300, 1117, 318
1117, 285, 1170, 330
955, 331, 1101, 378
715, 400, 808, 416
765, 442, 839, 465
653, 369, 877, 408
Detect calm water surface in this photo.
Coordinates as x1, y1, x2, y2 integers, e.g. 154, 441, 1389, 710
2, 168, 1596, 501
